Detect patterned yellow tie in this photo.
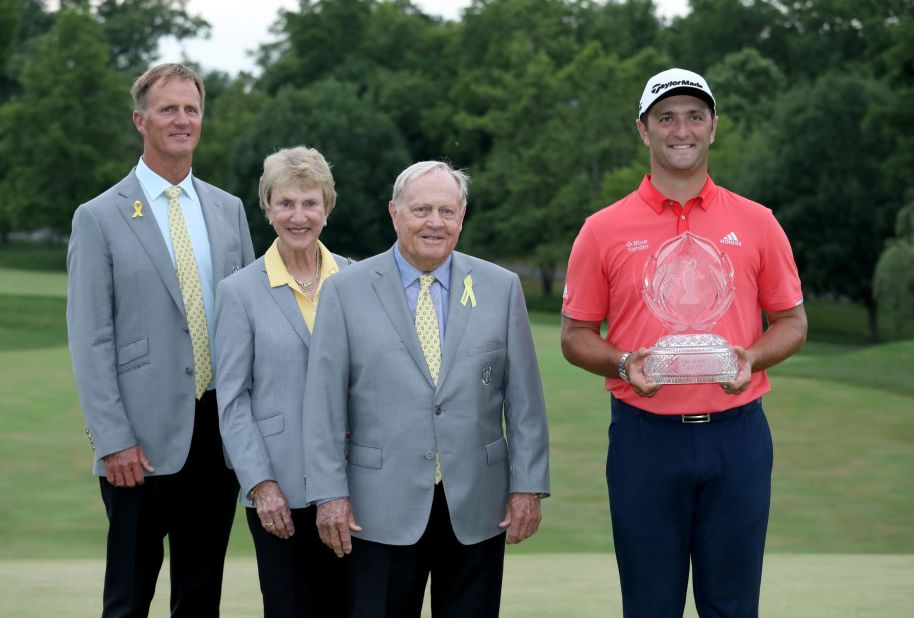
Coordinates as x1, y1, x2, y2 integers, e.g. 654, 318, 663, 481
415, 274, 441, 383
165, 186, 212, 399
415, 274, 442, 483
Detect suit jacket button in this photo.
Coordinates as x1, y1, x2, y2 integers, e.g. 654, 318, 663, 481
182, 325, 189, 333
185, 367, 194, 374
434, 405, 442, 416
424, 451, 434, 460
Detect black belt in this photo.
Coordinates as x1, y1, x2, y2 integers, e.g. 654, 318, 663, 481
614, 397, 762, 424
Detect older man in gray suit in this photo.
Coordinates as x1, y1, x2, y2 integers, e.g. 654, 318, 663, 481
66, 63, 254, 617
303, 161, 550, 617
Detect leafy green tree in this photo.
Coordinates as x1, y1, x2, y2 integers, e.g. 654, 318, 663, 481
459, 0, 580, 69
758, 0, 913, 79
258, 0, 454, 161
359, 2, 459, 160
870, 14, 914, 193
230, 79, 411, 257
438, 0, 583, 166
702, 49, 786, 193
55, 0, 208, 71
0, 9, 129, 236
746, 71, 897, 340
664, 0, 782, 73
705, 48, 786, 129
0, 0, 19, 73
258, 0, 376, 92
192, 70, 266, 191
1, 0, 56, 105
577, 0, 662, 59
665, 0, 912, 80
92, 0, 210, 71
0, 0, 54, 243
874, 197, 914, 334
461, 43, 665, 295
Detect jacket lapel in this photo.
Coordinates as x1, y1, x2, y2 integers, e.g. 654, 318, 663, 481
438, 252, 472, 390
196, 179, 231, 279
261, 252, 351, 350
115, 171, 185, 317
371, 250, 436, 388
261, 264, 311, 348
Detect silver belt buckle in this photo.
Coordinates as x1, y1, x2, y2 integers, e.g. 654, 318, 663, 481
682, 413, 710, 424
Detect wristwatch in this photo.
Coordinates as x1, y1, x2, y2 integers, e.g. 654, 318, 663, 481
618, 351, 632, 384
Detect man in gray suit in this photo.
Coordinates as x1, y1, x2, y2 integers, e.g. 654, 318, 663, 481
303, 161, 550, 617
66, 63, 254, 617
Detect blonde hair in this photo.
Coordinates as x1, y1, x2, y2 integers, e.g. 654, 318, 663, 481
259, 146, 337, 219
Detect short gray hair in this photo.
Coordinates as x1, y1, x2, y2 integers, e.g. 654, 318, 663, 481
391, 161, 470, 211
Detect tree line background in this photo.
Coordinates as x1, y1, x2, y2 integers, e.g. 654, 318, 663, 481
1, 0, 913, 338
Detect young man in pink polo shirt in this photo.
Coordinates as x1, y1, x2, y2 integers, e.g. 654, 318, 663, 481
561, 68, 808, 617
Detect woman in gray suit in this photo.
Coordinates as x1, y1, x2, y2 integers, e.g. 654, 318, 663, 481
214, 146, 349, 617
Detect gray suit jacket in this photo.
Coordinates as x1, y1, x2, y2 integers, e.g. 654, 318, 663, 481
66, 169, 255, 476
214, 253, 350, 508
303, 249, 550, 546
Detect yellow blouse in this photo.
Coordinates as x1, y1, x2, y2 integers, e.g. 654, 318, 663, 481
264, 239, 339, 333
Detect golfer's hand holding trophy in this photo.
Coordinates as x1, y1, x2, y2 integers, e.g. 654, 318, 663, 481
642, 232, 738, 384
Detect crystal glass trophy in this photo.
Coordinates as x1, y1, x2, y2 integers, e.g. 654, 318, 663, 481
642, 232, 738, 384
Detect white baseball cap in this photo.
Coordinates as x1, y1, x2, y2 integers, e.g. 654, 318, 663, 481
638, 68, 716, 118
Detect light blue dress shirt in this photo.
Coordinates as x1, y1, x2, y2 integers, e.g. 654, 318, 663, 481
393, 243, 450, 341
135, 157, 216, 388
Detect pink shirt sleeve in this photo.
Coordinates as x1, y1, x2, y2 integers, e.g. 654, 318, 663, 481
758, 210, 804, 312
562, 221, 610, 323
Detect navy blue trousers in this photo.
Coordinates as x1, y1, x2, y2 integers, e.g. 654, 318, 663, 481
607, 397, 772, 618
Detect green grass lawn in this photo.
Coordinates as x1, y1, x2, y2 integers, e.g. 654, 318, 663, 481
2, 554, 912, 617
0, 268, 69, 351
0, 294, 68, 351
0, 241, 67, 272
2, 318, 913, 558
0, 267, 68, 297
2, 265, 913, 612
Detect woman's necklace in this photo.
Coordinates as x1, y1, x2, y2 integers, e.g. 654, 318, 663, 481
292, 250, 322, 294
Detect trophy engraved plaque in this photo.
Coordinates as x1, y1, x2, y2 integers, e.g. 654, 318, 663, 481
642, 232, 738, 384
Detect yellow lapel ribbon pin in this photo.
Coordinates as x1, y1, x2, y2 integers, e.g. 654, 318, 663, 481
460, 274, 477, 307
132, 200, 144, 218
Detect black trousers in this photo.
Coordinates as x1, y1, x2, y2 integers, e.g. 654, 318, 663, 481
346, 483, 506, 618
246, 506, 347, 617
99, 391, 239, 618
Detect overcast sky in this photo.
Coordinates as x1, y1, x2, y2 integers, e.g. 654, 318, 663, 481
158, 0, 690, 75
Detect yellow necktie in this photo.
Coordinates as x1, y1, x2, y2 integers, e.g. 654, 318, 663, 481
165, 186, 212, 400
415, 274, 442, 483
415, 274, 441, 384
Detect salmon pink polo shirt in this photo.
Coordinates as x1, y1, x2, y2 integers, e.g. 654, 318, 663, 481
562, 175, 803, 415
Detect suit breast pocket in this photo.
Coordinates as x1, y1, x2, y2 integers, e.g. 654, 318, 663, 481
463, 339, 506, 388
468, 339, 505, 356
117, 337, 149, 374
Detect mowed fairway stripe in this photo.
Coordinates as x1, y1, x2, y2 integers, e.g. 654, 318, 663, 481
0, 268, 67, 298
1, 554, 912, 617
